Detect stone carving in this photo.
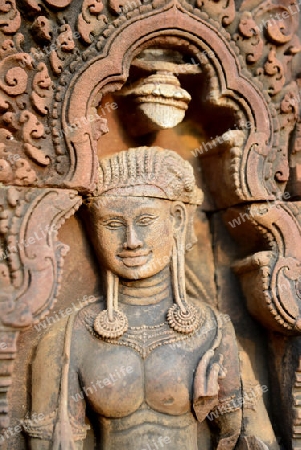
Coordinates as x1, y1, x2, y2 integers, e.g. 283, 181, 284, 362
78, 0, 107, 44
257, 47, 285, 96
225, 201, 301, 333
50, 23, 77, 74
31, 16, 53, 44
292, 356, 301, 447
0, 0, 20, 34
26, 147, 243, 449
234, 12, 264, 64
0, 0, 300, 447
0, 187, 81, 430
0, 0, 298, 194
116, 49, 197, 134
31, 62, 53, 116
196, 0, 236, 26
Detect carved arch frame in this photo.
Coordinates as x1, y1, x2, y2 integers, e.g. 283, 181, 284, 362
61, 2, 275, 204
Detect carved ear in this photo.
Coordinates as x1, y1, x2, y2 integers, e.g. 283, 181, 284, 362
170, 201, 187, 236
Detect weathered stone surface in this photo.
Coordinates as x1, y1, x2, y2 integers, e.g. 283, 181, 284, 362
0, 0, 300, 448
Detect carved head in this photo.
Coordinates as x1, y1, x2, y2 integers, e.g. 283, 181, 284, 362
82, 147, 203, 338
84, 147, 202, 279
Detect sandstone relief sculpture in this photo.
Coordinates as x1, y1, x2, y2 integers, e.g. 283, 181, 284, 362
0, 0, 300, 449
25, 147, 243, 449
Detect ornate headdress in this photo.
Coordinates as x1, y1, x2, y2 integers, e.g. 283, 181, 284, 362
87, 147, 203, 339
93, 146, 203, 204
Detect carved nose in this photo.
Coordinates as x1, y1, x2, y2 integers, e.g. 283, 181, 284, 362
123, 226, 142, 250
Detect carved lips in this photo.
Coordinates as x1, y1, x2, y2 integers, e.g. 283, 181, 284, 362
117, 250, 151, 267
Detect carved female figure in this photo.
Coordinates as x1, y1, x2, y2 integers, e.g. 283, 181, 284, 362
25, 147, 242, 449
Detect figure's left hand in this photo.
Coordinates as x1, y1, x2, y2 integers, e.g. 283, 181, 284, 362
194, 351, 226, 398
193, 351, 226, 422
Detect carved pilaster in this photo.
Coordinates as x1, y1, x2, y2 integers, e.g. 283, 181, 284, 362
0, 329, 18, 429
0, 187, 81, 429
293, 357, 301, 448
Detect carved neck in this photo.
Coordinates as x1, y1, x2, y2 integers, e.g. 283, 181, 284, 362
118, 266, 172, 306
118, 267, 173, 327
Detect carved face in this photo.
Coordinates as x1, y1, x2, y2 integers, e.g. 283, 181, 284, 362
84, 196, 183, 280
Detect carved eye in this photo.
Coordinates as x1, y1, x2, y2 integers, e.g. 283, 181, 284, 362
136, 215, 157, 226
104, 220, 124, 229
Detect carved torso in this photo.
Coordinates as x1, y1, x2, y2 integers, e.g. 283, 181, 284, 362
68, 294, 233, 449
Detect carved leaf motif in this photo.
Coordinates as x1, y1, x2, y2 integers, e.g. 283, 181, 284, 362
281, 91, 299, 116
253, 1, 299, 46
19, 0, 41, 14
257, 48, 285, 95
108, 0, 142, 14
278, 88, 300, 134
17, 111, 50, 166
0, 39, 15, 60
31, 62, 53, 115
266, 19, 293, 45
20, 110, 44, 141
196, 0, 235, 26
0, 187, 82, 334
235, 12, 264, 64
0, 127, 38, 184
43, 0, 73, 9
0, 53, 33, 98
274, 157, 289, 182
49, 25, 75, 74
31, 16, 54, 43
0, 0, 21, 34
50, 49, 63, 74
270, 256, 301, 325
0, 158, 12, 181
0, 93, 9, 111
78, 0, 108, 44
23, 143, 49, 166
14, 159, 37, 183
57, 24, 75, 52
1, 66, 28, 96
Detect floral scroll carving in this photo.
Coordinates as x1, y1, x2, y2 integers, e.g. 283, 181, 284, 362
234, 12, 264, 64
31, 62, 53, 115
78, 0, 107, 44
0, 0, 20, 35
0, 187, 81, 429
196, 0, 235, 26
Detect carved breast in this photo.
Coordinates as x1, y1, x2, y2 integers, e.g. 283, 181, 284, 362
74, 306, 218, 419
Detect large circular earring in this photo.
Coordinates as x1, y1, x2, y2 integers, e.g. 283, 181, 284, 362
94, 270, 128, 339
167, 232, 202, 334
